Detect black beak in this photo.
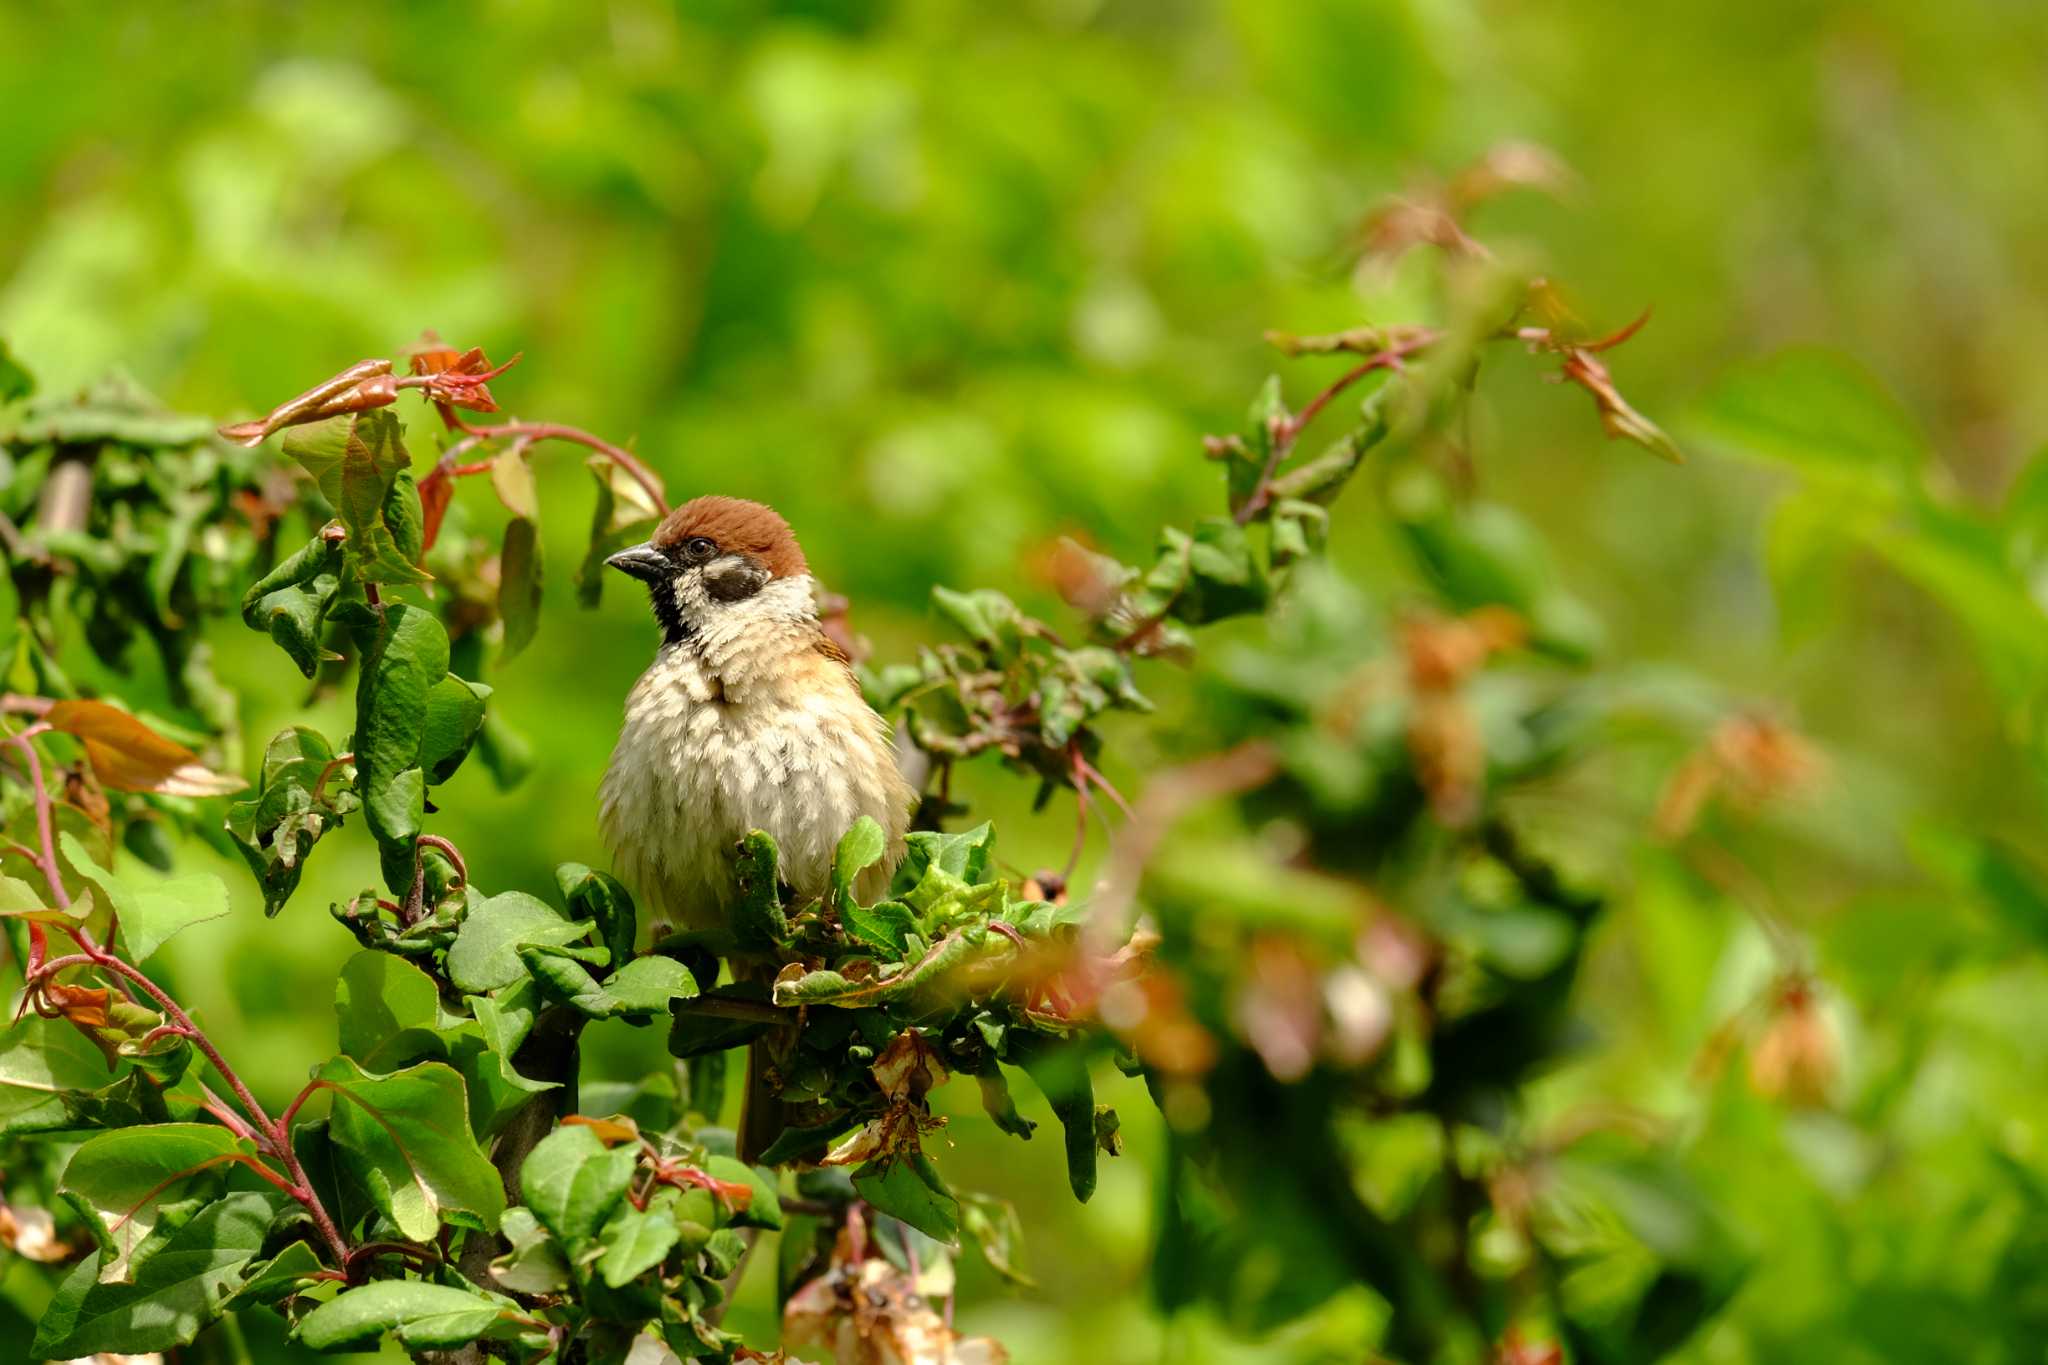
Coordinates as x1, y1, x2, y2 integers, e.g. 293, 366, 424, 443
605, 543, 670, 583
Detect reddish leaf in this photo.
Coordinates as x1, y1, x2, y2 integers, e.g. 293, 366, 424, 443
217, 360, 397, 447
416, 466, 455, 553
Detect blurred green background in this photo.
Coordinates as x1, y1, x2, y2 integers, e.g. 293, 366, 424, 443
7, 1, 2048, 1359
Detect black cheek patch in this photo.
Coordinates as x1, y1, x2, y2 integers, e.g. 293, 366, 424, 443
704, 554, 769, 603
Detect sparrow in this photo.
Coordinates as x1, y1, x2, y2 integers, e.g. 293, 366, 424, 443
598, 496, 915, 1156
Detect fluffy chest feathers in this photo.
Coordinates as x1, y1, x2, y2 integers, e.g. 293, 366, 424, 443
599, 579, 910, 930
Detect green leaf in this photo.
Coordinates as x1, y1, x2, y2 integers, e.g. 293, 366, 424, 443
558, 862, 638, 968
604, 955, 699, 1016
1762, 485, 1856, 645
60, 831, 227, 964
704, 1154, 783, 1231
843, 899, 918, 956
293, 1118, 379, 1243
0, 336, 33, 402
490, 444, 540, 520
1693, 348, 1923, 482
528, 949, 696, 1023
519, 943, 611, 1015
960, 1191, 1034, 1288
317, 1056, 507, 1241
350, 601, 449, 865
59, 1122, 255, 1279
599, 1201, 681, 1288
853, 1152, 958, 1243
1, 372, 211, 446
932, 586, 1026, 659
1171, 517, 1268, 624
335, 949, 447, 1068
702, 1225, 747, 1278
0, 1016, 128, 1135
454, 981, 558, 1136
1013, 1039, 1098, 1203
470, 976, 542, 1066
772, 930, 980, 1008
227, 1239, 324, 1308
833, 816, 888, 909
732, 829, 790, 949
447, 889, 592, 993
386, 468, 426, 564
899, 821, 996, 888
1913, 827, 2048, 951
499, 515, 543, 660
225, 726, 354, 916
298, 1279, 519, 1351
1864, 497, 2048, 706
492, 1206, 572, 1294
667, 1000, 771, 1061
1391, 484, 1604, 661
575, 454, 661, 609
0, 870, 110, 941
1558, 1150, 1749, 1360
975, 1064, 1037, 1141
421, 674, 488, 785
32, 1191, 271, 1358
283, 411, 430, 585
239, 534, 344, 677
521, 1123, 638, 1250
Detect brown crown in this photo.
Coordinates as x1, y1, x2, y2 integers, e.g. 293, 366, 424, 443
651, 495, 808, 579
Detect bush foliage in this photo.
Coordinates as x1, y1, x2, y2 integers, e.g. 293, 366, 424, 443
4, 29, 2048, 1355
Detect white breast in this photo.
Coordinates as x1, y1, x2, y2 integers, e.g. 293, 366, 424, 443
598, 581, 911, 932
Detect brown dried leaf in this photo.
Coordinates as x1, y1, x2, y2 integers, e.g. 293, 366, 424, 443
785, 1228, 1009, 1365
0, 1201, 70, 1262
822, 1031, 950, 1167
1234, 936, 1322, 1082
1749, 983, 1835, 1107
43, 700, 246, 797
562, 1113, 643, 1146
872, 1029, 946, 1104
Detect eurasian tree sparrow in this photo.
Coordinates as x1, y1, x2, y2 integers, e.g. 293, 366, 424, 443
598, 496, 914, 1156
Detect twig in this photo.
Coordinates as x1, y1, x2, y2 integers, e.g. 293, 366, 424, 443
5, 727, 70, 908
1235, 330, 1439, 527
1087, 742, 1280, 956
437, 414, 667, 516
670, 995, 791, 1026
310, 752, 353, 806
0, 509, 44, 565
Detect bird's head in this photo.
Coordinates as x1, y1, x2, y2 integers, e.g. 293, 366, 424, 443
606, 495, 811, 645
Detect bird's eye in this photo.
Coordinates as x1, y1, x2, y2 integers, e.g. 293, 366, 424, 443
684, 537, 716, 559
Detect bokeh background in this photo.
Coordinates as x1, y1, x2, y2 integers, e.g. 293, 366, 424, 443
6, 1, 2048, 1360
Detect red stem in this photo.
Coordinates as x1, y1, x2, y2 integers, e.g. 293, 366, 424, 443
199, 1086, 262, 1144
5, 727, 70, 908
438, 413, 667, 514
7, 725, 350, 1266
414, 834, 468, 888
